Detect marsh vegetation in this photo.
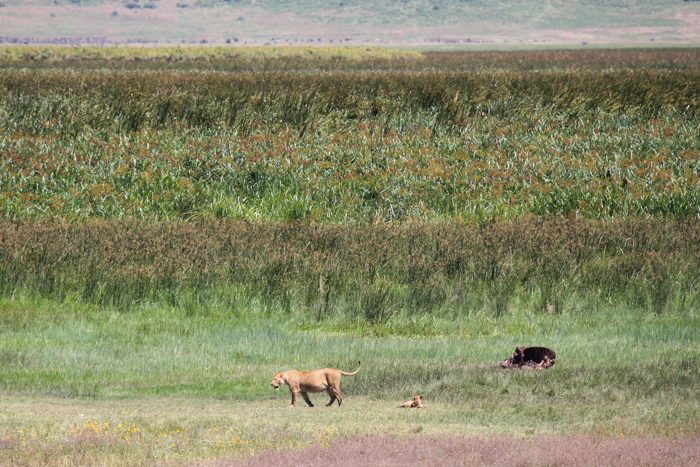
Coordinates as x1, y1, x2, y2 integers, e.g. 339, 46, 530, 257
0, 47, 698, 465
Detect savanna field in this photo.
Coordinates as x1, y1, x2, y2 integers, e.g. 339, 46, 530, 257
0, 46, 699, 465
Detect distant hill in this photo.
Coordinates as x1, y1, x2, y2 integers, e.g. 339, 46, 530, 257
1, 0, 699, 48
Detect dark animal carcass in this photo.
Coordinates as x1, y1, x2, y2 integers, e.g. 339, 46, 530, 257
499, 346, 555, 369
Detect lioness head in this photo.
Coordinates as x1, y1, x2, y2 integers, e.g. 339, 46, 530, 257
270, 372, 286, 390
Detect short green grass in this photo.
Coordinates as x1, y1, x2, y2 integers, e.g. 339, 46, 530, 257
1, 296, 697, 464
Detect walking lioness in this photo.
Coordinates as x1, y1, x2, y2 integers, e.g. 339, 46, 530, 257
270, 361, 361, 407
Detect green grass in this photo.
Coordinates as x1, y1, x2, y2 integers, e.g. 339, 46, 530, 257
0, 296, 698, 464
1, 296, 698, 417
0, 45, 421, 65
2, 57, 699, 221
1, 48, 699, 464
2, 219, 699, 322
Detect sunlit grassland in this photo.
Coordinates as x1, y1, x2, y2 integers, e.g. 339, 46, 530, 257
1, 81, 699, 221
2, 219, 699, 322
0, 45, 423, 72
2, 49, 699, 224
0, 297, 697, 465
4, 47, 700, 71
1, 48, 700, 464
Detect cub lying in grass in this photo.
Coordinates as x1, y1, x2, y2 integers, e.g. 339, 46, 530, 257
396, 395, 428, 408
270, 361, 361, 407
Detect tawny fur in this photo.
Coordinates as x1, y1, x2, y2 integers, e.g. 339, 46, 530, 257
270, 361, 361, 407
396, 395, 428, 408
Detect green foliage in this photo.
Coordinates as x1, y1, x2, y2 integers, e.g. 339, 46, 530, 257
0, 45, 421, 68
1, 219, 699, 320
5, 47, 700, 72
0, 297, 698, 437
0, 49, 698, 320
0, 48, 698, 466
1, 50, 699, 222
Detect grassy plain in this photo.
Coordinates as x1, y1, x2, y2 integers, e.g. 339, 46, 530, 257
1, 297, 698, 465
1, 48, 699, 464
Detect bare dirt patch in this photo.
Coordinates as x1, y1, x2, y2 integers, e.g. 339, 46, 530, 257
227, 433, 700, 466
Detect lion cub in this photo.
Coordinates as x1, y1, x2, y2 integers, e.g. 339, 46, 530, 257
396, 395, 428, 408
270, 361, 361, 407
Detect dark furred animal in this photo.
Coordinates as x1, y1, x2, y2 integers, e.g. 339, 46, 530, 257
499, 347, 556, 369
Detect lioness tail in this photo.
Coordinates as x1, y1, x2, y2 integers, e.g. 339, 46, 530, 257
339, 361, 361, 376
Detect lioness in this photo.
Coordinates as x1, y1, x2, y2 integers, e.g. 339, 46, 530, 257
270, 361, 361, 407
396, 395, 427, 408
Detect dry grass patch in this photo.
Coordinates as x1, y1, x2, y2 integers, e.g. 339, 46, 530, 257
0, 394, 583, 466
229, 433, 700, 467
2, 394, 698, 465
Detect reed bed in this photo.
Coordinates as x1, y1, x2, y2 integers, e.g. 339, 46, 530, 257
1, 71, 699, 221
1, 48, 699, 317
2, 69, 699, 135
1, 219, 698, 320
3, 46, 700, 71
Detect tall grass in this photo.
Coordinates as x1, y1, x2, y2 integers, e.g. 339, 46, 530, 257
1, 95, 699, 221
1, 219, 698, 320
1, 49, 698, 318
1, 50, 699, 221
2, 69, 698, 137
0, 45, 421, 64
4, 47, 700, 71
